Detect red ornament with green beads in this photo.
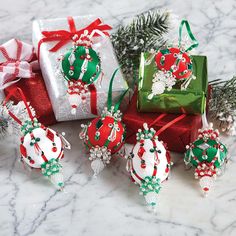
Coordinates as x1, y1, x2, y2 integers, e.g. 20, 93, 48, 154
155, 47, 193, 80
148, 19, 199, 99
85, 113, 125, 154
80, 69, 128, 177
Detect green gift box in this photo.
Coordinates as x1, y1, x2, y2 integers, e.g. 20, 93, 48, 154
138, 52, 208, 114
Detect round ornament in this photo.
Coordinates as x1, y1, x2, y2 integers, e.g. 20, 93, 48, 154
20, 118, 65, 187
80, 69, 128, 177
4, 88, 71, 189
184, 123, 228, 196
60, 31, 102, 115
61, 45, 101, 84
20, 120, 71, 189
80, 107, 126, 177
127, 123, 171, 208
85, 111, 125, 154
148, 19, 198, 98
155, 47, 192, 80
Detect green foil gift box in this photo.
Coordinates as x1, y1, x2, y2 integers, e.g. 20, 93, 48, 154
138, 52, 208, 114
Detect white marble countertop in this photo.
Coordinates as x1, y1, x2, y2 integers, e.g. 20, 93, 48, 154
0, 0, 236, 235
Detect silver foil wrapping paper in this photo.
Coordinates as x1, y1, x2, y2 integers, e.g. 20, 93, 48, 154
32, 16, 128, 122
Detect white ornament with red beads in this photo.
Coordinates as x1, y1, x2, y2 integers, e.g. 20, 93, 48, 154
19, 117, 71, 189
20, 119, 64, 168
4, 88, 71, 190
127, 123, 171, 209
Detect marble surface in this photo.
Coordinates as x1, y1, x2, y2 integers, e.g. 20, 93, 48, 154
0, 0, 236, 235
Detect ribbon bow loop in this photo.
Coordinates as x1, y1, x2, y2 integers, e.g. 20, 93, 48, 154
40, 17, 112, 53
41, 30, 74, 38
0, 39, 34, 89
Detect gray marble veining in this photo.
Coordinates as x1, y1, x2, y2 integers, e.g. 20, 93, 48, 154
0, 0, 236, 235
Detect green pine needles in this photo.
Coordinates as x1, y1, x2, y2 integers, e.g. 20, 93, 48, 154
209, 76, 236, 135
0, 102, 13, 138
111, 10, 171, 83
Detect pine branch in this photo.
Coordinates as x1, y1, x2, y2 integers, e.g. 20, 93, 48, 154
0, 102, 12, 138
0, 101, 31, 139
111, 10, 171, 84
209, 76, 236, 135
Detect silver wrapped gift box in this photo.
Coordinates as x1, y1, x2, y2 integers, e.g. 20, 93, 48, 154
32, 16, 128, 122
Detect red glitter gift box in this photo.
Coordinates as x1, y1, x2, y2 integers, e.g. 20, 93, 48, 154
123, 92, 202, 153
4, 70, 56, 126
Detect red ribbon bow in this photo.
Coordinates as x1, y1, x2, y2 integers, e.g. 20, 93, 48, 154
0, 39, 34, 89
38, 16, 112, 58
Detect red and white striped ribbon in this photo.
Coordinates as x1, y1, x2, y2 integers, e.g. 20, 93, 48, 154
0, 38, 34, 89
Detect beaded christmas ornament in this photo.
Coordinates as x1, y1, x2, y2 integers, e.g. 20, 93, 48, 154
127, 114, 186, 209
184, 118, 228, 197
60, 30, 105, 115
3, 88, 71, 189
147, 19, 199, 99
80, 69, 128, 177
127, 123, 171, 209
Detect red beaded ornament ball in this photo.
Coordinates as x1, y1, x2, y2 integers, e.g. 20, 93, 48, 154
85, 115, 125, 154
79, 68, 128, 177
155, 47, 193, 80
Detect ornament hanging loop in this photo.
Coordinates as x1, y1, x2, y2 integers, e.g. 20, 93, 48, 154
3, 87, 35, 125
107, 68, 129, 113
178, 19, 199, 52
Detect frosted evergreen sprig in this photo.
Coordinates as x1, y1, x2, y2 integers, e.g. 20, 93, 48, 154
0, 102, 11, 138
0, 101, 35, 139
209, 76, 236, 135
111, 10, 170, 83
0, 101, 30, 139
